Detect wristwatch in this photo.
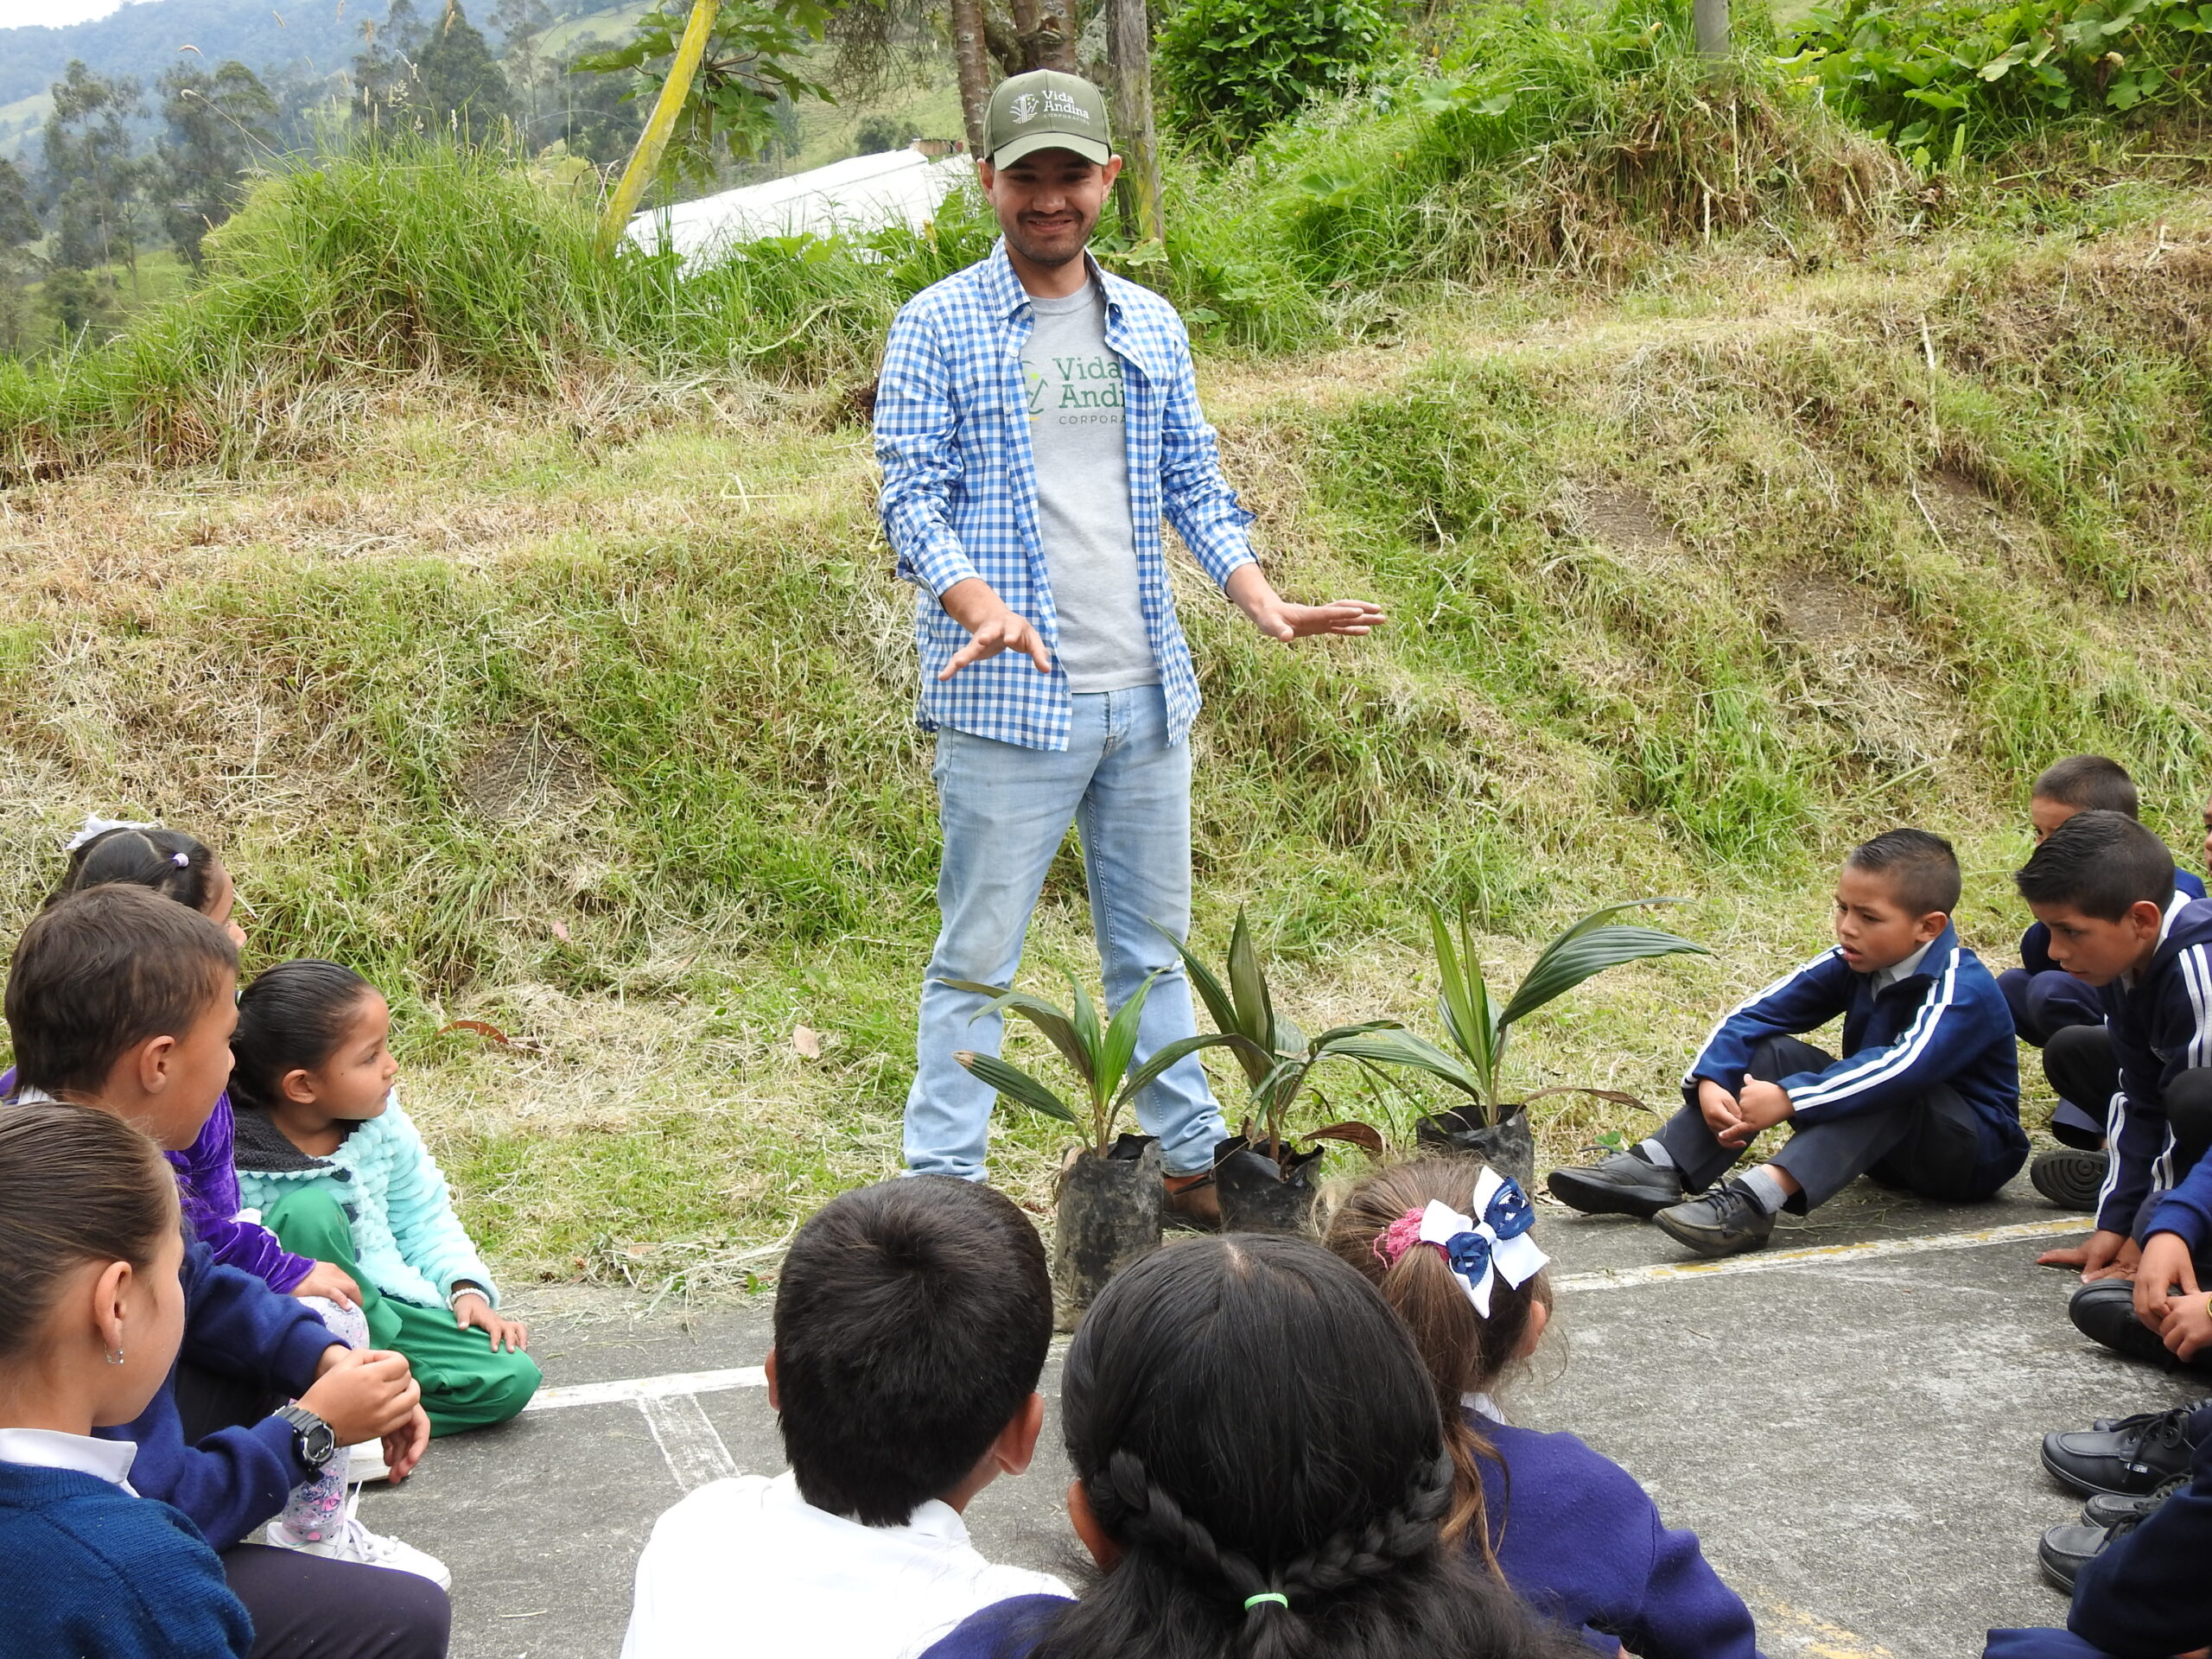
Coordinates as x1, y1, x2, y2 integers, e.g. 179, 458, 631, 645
276, 1404, 338, 1472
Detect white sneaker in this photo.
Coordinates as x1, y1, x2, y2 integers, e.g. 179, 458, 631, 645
266, 1490, 451, 1590
346, 1441, 391, 1484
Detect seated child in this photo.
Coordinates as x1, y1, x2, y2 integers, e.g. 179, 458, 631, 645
1548, 828, 2027, 1257
1984, 1401, 2212, 1658
1994, 760, 2208, 1212
3, 886, 452, 1652
917, 1235, 1586, 1659
0, 818, 357, 1310
0, 1101, 252, 1658
621, 1176, 1068, 1659
1325, 1156, 1761, 1659
2016, 813, 2212, 1371
227, 959, 540, 1436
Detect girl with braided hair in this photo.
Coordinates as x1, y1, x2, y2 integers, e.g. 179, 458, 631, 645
1325, 1156, 1761, 1659
918, 1235, 1586, 1659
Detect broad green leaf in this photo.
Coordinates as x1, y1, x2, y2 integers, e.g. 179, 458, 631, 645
1065, 972, 1103, 1080
1325, 1030, 1488, 1103
1119, 1032, 1272, 1109
938, 980, 1090, 1083
1496, 924, 1709, 1030
1226, 908, 1275, 1050
1095, 973, 1160, 1103
956, 1051, 1081, 1125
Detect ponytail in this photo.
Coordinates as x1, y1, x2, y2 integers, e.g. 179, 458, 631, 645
49, 823, 223, 918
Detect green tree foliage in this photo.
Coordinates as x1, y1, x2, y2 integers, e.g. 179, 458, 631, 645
353, 0, 429, 128
1156, 0, 1390, 149
157, 60, 279, 269
0, 158, 39, 353
416, 3, 518, 140
491, 0, 556, 145
548, 52, 651, 164
38, 266, 105, 335
1786, 0, 2212, 162
572, 0, 831, 184
853, 112, 914, 153
41, 61, 148, 276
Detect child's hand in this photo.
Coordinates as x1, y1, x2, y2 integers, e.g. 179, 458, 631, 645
383, 1405, 431, 1484
1734, 1077, 1796, 1136
290, 1261, 362, 1311
2040, 1230, 2137, 1281
2134, 1231, 2200, 1327
2162, 1294, 2212, 1362
1697, 1078, 1746, 1144
454, 1288, 529, 1352
298, 1349, 422, 1447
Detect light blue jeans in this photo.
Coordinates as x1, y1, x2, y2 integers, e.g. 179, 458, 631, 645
905, 685, 1226, 1180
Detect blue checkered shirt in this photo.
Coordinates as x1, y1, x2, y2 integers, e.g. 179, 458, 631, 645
875, 241, 1256, 751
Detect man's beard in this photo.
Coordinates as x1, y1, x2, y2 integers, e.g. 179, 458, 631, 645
1007, 209, 1094, 268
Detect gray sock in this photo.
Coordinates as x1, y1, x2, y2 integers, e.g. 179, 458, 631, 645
1739, 1166, 1790, 1216
1636, 1138, 1675, 1169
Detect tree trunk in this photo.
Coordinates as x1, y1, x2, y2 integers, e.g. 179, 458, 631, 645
1033, 0, 1077, 69
1693, 0, 1730, 55
952, 0, 993, 154
1106, 0, 1163, 243
983, 6, 1025, 78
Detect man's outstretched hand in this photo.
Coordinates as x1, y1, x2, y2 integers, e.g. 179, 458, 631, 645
938, 577, 1052, 680
1226, 566, 1384, 643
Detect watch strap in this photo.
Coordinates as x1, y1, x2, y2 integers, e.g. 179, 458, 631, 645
276, 1404, 337, 1471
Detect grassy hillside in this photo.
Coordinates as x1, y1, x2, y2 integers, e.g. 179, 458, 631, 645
3, 10, 2212, 1294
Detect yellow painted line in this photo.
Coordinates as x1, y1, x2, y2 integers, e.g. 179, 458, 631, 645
1553, 1216, 2088, 1294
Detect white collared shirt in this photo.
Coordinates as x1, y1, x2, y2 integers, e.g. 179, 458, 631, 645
0, 1427, 140, 1495
620, 1470, 1070, 1659
1872, 940, 1935, 992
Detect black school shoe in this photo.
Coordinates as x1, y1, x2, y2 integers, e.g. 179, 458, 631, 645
1652, 1179, 1775, 1258
2069, 1279, 2190, 1371
2041, 1404, 2201, 1496
2030, 1147, 2108, 1212
1546, 1147, 1685, 1219
2082, 1472, 2185, 1529
2037, 1511, 2145, 1592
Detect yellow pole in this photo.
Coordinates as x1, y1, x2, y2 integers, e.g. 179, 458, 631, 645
596, 0, 723, 256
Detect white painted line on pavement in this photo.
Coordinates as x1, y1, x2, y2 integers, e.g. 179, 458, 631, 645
521, 1217, 2091, 1414
1554, 1216, 2087, 1294
527, 1364, 766, 1413
638, 1391, 741, 1491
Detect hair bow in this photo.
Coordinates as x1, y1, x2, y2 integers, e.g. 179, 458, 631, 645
1415, 1169, 1549, 1319
65, 813, 158, 853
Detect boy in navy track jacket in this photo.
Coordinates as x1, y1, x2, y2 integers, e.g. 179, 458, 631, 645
1549, 830, 2026, 1257
2015, 812, 2212, 1372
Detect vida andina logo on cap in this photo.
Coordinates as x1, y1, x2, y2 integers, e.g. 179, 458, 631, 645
1007, 88, 1091, 125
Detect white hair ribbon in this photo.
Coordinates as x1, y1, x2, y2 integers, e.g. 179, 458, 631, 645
66, 813, 160, 852
1414, 1167, 1550, 1319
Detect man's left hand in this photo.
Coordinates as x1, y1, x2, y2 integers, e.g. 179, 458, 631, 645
1225, 567, 1384, 642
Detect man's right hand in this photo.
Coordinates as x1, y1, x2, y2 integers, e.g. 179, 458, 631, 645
2038, 1229, 2138, 1282
296, 1348, 423, 1447
1697, 1077, 1749, 1147
938, 577, 1052, 680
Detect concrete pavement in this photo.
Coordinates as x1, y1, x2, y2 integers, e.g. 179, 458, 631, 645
353, 1174, 2202, 1659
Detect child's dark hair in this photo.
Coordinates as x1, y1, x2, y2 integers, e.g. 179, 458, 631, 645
1845, 828, 1961, 918
2016, 810, 2177, 922
229, 959, 379, 1115
2032, 755, 2139, 818
772, 1175, 1052, 1527
50, 824, 225, 916
1323, 1158, 1550, 1560
1039, 1236, 1580, 1659
5, 886, 239, 1100
0, 1101, 180, 1363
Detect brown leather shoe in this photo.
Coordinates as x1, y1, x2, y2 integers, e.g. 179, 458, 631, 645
1163, 1170, 1221, 1231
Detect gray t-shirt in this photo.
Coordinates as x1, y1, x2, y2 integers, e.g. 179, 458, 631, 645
1020, 286, 1157, 693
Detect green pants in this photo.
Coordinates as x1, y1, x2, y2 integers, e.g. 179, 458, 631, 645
262, 1188, 542, 1437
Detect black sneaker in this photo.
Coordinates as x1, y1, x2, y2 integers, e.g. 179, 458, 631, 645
2042, 1405, 2200, 1496
2037, 1512, 2145, 1592
1546, 1148, 1684, 1219
2069, 1279, 2186, 1370
1652, 1179, 1776, 1258
2082, 1472, 2185, 1529
2030, 1147, 2108, 1212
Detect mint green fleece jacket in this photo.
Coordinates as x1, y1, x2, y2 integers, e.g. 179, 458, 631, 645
233, 1095, 499, 1310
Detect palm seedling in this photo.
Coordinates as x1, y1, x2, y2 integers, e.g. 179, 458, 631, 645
1335, 899, 1712, 1127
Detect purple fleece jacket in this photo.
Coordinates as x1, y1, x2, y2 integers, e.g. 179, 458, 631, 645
0, 1070, 314, 1292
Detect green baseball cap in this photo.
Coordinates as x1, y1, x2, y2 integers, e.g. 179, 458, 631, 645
984, 69, 1113, 168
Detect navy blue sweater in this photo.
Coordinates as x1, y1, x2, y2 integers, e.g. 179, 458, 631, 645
1471, 1409, 1760, 1659
2091, 895, 2212, 1237
91, 1240, 343, 1550
1685, 924, 2026, 1193
0, 1461, 253, 1657
2022, 868, 2204, 976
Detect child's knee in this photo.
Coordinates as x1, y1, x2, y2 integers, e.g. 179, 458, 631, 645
264, 1186, 353, 1254
2166, 1068, 2212, 1161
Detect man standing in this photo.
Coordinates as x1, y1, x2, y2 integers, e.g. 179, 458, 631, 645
875, 69, 1381, 1222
